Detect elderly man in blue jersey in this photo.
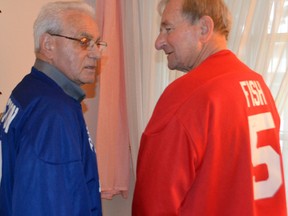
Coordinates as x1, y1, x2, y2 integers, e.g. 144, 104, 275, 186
0, 1, 107, 215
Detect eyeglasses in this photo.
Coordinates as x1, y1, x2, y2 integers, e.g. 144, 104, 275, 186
49, 33, 107, 52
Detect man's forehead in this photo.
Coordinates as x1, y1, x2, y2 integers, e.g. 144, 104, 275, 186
161, 0, 183, 18
162, 0, 183, 12
160, 2, 183, 26
62, 12, 98, 34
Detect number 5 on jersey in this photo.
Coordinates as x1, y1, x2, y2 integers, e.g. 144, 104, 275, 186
248, 112, 282, 200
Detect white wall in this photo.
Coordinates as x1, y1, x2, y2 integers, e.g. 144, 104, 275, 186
0, 1, 133, 215
0, 0, 51, 111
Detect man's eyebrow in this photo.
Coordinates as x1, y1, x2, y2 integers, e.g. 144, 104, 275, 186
79, 32, 93, 38
161, 20, 169, 26
160, 19, 175, 28
79, 32, 102, 41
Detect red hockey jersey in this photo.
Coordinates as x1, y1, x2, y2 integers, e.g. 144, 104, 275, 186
132, 50, 287, 216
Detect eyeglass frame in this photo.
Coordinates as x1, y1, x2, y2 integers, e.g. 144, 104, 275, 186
48, 33, 107, 52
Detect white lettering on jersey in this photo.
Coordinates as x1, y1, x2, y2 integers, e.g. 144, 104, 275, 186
1, 98, 19, 133
240, 80, 267, 108
86, 126, 95, 152
248, 112, 282, 200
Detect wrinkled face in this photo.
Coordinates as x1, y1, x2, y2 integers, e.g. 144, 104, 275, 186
50, 11, 102, 85
155, 0, 203, 72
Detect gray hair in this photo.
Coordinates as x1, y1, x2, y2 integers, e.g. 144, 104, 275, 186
33, 1, 95, 52
158, 0, 232, 40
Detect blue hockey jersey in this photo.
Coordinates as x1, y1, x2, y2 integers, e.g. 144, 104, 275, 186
0, 60, 102, 216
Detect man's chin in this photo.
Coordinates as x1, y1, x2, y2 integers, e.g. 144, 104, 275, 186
80, 77, 95, 85
167, 62, 176, 71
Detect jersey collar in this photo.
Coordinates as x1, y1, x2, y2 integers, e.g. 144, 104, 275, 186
33, 58, 85, 102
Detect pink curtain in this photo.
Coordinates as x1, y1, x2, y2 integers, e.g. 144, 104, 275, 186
95, 0, 130, 199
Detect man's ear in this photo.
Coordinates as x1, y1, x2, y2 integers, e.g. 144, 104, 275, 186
199, 15, 214, 42
39, 33, 55, 57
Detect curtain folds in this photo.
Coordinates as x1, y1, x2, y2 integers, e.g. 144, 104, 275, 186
120, 0, 168, 176
120, 0, 185, 177
95, 0, 130, 200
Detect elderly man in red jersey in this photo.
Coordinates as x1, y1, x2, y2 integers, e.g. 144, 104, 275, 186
132, 0, 287, 215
